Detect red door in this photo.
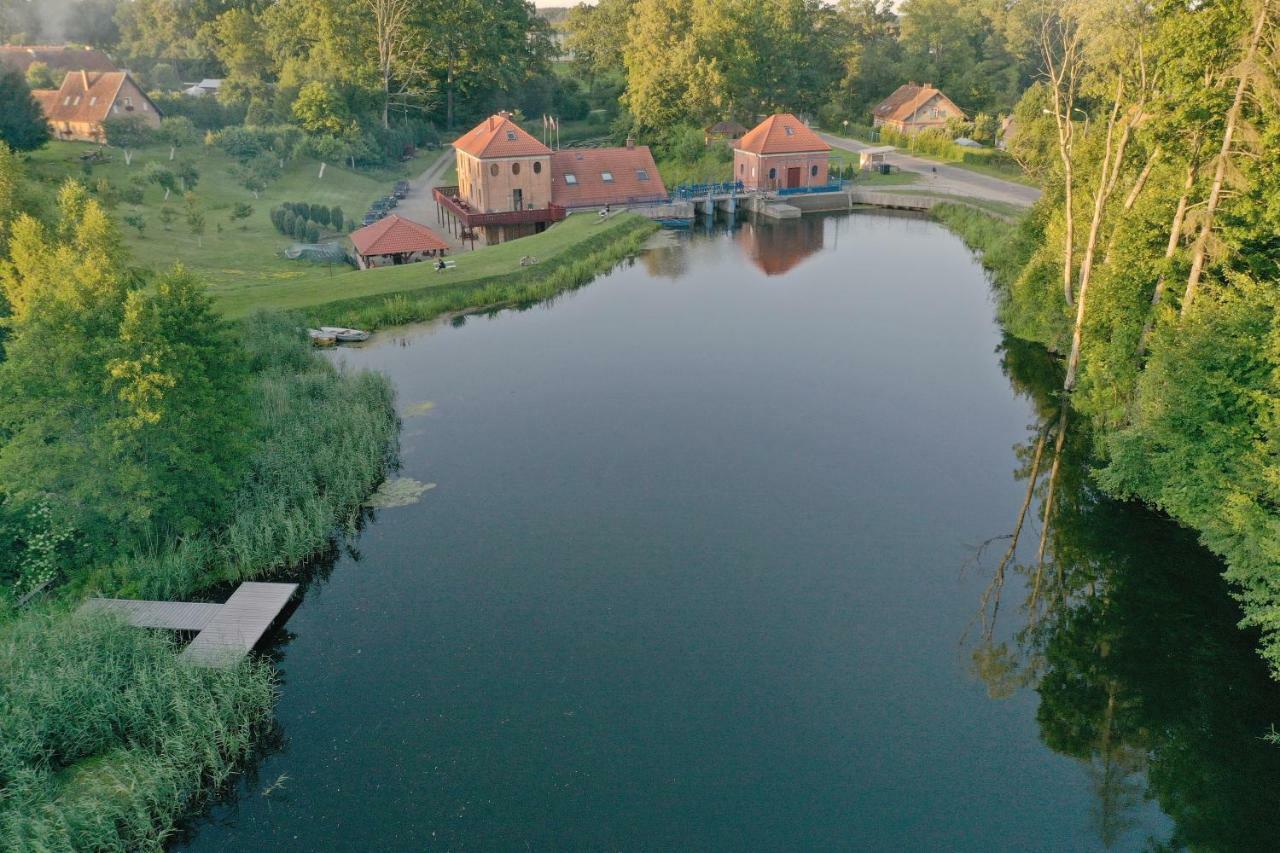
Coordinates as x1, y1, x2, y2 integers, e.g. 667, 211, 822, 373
786, 167, 802, 189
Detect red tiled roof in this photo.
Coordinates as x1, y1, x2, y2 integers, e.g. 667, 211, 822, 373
40, 71, 155, 125
0, 45, 116, 75
873, 84, 965, 123
350, 214, 449, 256
550, 146, 668, 209
736, 114, 830, 156
453, 113, 551, 159
32, 89, 59, 115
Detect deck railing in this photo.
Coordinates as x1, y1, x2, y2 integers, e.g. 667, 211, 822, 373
776, 180, 847, 197
433, 186, 566, 227
671, 180, 746, 200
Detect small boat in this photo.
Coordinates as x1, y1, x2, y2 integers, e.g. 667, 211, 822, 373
308, 329, 337, 346
658, 218, 693, 229
319, 326, 371, 343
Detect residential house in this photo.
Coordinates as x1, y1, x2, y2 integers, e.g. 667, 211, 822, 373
733, 113, 831, 192
350, 214, 449, 269
182, 78, 223, 97
872, 83, 965, 135
435, 112, 669, 246
34, 70, 161, 143
705, 120, 748, 146
0, 45, 116, 82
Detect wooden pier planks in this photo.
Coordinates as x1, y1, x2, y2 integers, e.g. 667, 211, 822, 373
78, 582, 298, 668
179, 582, 298, 668
79, 598, 224, 631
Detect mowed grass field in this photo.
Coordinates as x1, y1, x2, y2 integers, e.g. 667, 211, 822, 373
23, 141, 438, 290
214, 212, 643, 318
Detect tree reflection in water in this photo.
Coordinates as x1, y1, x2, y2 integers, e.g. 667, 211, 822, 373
970, 336, 1280, 850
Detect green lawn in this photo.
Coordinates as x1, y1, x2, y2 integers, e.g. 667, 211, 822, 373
23, 141, 441, 289
213, 211, 643, 317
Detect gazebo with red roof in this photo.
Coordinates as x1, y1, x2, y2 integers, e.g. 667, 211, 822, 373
350, 214, 449, 270
733, 113, 832, 192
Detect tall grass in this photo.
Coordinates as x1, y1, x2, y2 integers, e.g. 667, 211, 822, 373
83, 312, 400, 600
313, 216, 659, 331
0, 611, 275, 850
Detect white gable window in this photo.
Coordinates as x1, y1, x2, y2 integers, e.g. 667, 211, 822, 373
601, 171, 614, 182
564, 173, 577, 185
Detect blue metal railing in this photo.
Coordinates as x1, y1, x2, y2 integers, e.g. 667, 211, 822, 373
777, 180, 846, 197
671, 180, 745, 200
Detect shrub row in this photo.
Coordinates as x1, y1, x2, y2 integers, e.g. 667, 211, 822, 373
270, 203, 344, 242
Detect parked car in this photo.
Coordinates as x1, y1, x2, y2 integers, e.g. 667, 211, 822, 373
361, 212, 378, 226
393, 181, 409, 199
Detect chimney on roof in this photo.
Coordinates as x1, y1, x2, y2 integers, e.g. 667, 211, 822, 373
625, 136, 635, 150
81, 69, 89, 89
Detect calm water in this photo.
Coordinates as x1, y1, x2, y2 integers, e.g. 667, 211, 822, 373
180, 213, 1280, 851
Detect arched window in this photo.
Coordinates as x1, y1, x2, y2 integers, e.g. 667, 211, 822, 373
512, 162, 521, 175
768, 167, 777, 180
489, 163, 499, 177
739, 163, 744, 174
533, 161, 542, 174
810, 165, 819, 177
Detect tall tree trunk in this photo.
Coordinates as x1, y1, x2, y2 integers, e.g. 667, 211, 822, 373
1182, 0, 1270, 316
1064, 79, 1131, 392
1137, 161, 1197, 356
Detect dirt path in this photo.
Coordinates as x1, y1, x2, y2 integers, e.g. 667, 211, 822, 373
820, 132, 1041, 210
395, 151, 471, 251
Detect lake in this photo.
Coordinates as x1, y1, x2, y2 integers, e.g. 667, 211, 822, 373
179, 212, 1280, 851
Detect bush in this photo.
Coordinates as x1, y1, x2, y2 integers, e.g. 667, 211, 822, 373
311, 204, 330, 227
282, 211, 297, 236
305, 221, 320, 243
331, 206, 344, 231
291, 216, 309, 240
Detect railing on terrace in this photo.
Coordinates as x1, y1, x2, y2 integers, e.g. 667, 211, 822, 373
776, 180, 847, 197
671, 181, 746, 200
433, 186, 566, 227
557, 193, 672, 211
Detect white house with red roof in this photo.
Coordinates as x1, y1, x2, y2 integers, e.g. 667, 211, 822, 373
350, 214, 449, 269
733, 114, 832, 192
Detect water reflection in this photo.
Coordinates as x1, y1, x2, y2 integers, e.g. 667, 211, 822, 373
971, 336, 1280, 850
735, 215, 826, 276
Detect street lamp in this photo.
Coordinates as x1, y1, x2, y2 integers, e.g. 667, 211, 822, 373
1043, 106, 1090, 134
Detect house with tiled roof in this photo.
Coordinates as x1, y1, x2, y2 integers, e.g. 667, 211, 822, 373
733, 113, 831, 192
0, 45, 117, 79
350, 214, 449, 269
436, 112, 672, 246
872, 83, 965, 135
550, 140, 667, 210
34, 70, 160, 144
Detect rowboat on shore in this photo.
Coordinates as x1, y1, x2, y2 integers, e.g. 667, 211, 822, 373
319, 326, 372, 343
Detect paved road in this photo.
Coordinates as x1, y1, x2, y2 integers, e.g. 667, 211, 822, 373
820, 132, 1041, 209
392, 151, 474, 251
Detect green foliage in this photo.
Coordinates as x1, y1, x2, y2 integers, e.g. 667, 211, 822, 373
230, 202, 254, 226
0, 186, 248, 560
158, 205, 175, 229
330, 205, 344, 231
0, 611, 276, 850
304, 221, 320, 243
24, 61, 55, 90
148, 62, 181, 92
0, 67, 50, 152
102, 115, 156, 161
122, 212, 146, 235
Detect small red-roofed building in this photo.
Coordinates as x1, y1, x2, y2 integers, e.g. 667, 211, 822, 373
350, 214, 449, 269
734, 114, 831, 192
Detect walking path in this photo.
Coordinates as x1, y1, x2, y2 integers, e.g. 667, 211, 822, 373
820, 132, 1041, 210
396, 151, 472, 252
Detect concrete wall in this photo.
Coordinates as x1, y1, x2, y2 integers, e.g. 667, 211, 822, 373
458, 150, 553, 213
733, 150, 830, 191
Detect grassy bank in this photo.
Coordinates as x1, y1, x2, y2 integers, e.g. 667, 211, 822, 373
23, 141, 432, 290
216, 212, 658, 324
0, 313, 398, 850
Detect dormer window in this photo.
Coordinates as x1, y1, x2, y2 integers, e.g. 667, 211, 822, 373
506, 130, 516, 140
601, 171, 614, 182
63, 96, 70, 105
564, 173, 577, 185
784, 125, 794, 135
72, 96, 80, 105
89, 96, 97, 106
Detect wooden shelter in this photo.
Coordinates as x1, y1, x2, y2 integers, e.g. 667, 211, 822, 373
350, 214, 449, 269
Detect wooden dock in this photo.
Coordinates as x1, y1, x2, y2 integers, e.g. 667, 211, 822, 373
78, 582, 297, 668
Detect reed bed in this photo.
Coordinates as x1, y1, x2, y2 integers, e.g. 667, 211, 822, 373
0, 612, 275, 850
